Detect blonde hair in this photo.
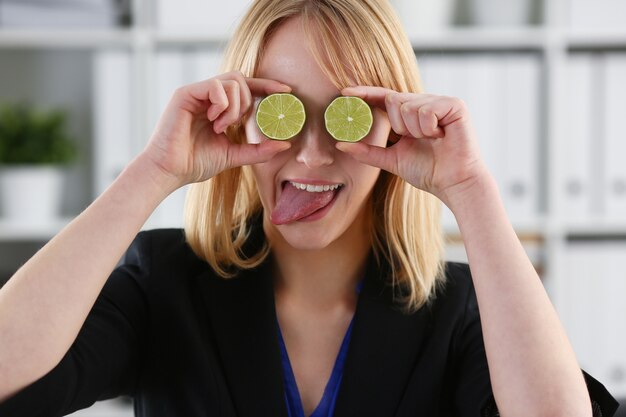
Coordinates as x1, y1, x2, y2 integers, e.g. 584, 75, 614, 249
184, 0, 445, 312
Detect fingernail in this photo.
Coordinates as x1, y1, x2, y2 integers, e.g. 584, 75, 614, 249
335, 142, 350, 152
274, 141, 291, 151
342, 86, 360, 94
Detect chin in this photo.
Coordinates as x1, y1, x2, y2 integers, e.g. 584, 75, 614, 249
276, 222, 342, 250
262, 212, 348, 251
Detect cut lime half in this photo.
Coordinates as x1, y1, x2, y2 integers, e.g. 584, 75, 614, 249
324, 96, 373, 142
255, 93, 306, 140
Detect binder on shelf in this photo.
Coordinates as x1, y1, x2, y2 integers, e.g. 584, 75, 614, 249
186, 48, 224, 83
92, 49, 134, 197
559, 242, 609, 389
570, 0, 626, 32
460, 54, 506, 213
146, 48, 224, 230
561, 54, 595, 221
501, 53, 540, 222
389, 0, 455, 35
605, 243, 626, 397
558, 240, 626, 398
603, 53, 626, 221
419, 54, 506, 229
0, 0, 120, 29
147, 50, 187, 229
417, 54, 459, 229
156, 0, 251, 37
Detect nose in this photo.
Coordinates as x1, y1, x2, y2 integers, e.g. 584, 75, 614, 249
295, 124, 335, 169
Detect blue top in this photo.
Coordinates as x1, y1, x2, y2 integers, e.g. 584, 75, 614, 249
277, 281, 363, 417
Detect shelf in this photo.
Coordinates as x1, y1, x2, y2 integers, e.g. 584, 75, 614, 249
562, 221, 626, 238
152, 31, 229, 48
409, 27, 549, 51
0, 29, 133, 49
444, 216, 549, 240
2, 26, 626, 52
0, 217, 72, 241
567, 31, 626, 50
0, 26, 554, 51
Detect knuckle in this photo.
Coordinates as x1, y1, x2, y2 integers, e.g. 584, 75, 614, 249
449, 96, 467, 110
400, 101, 416, 115
223, 70, 241, 79
232, 70, 246, 83
385, 93, 399, 106
172, 85, 187, 99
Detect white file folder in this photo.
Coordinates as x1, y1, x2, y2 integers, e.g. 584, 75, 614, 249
156, 0, 252, 37
417, 54, 459, 230
603, 53, 626, 221
559, 240, 626, 398
462, 55, 502, 198
92, 49, 134, 197
562, 54, 595, 221
144, 50, 188, 229
501, 53, 540, 222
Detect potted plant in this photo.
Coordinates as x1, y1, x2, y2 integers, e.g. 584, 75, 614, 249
0, 103, 78, 225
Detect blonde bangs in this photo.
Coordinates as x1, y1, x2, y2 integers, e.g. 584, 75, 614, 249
184, 0, 445, 312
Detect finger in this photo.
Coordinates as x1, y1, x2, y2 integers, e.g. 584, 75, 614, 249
384, 93, 410, 136
419, 97, 461, 137
227, 140, 292, 168
401, 97, 442, 139
228, 71, 252, 118
205, 79, 229, 122
400, 100, 426, 138
335, 142, 399, 176
184, 75, 289, 106
246, 77, 292, 97
418, 104, 445, 138
213, 80, 240, 134
341, 85, 394, 109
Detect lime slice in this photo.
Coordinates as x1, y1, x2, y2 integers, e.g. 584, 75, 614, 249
324, 96, 373, 142
255, 93, 306, 140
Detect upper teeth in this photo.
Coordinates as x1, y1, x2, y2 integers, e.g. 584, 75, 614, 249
289, 181, 342, 192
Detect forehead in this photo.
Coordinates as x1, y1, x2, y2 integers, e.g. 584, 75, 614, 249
256, 17, 339, 107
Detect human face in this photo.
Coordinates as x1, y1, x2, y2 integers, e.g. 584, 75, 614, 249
244, 17, 391, 250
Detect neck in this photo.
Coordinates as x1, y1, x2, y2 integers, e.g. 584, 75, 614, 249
265, 212, 372, 312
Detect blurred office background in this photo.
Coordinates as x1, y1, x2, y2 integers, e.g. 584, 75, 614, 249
0, 0, 624, 415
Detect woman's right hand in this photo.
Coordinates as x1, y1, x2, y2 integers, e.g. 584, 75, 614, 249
142, 71, 292, 187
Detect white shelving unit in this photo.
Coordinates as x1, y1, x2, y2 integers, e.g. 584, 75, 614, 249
0, 0, 625, 409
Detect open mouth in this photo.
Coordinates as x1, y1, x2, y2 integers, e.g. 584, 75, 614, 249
271, 180, 344, 225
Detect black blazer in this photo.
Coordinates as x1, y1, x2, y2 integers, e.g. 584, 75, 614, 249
0, 228, 619, 417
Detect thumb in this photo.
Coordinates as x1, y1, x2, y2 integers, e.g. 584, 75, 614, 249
228, 140, 291, 168
335, 142, 399, 175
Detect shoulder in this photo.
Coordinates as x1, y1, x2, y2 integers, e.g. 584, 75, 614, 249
124, 228, 202, 266
436, 261, 476, 308
120, 228, 211, 288
422, 261, 479, 332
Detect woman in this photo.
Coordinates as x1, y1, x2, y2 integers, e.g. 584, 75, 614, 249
0, 0, 618, 416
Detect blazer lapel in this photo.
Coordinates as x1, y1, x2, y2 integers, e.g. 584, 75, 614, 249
194, 259, 288, 417
334, 257, 434, 417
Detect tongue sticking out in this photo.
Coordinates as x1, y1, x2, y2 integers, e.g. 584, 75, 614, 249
271, 182, 338, 225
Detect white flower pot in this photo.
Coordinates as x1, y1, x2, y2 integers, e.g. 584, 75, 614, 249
391, 0, 455, 36
0, 165, 65, 225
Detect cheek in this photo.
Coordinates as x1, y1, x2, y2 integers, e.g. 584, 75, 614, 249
340, 153, 381, 198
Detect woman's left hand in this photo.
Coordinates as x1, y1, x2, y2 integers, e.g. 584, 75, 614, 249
336, 86, 488, 206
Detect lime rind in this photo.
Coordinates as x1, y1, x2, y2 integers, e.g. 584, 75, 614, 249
324, 96, 373, 142
255, 93, 306, 140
